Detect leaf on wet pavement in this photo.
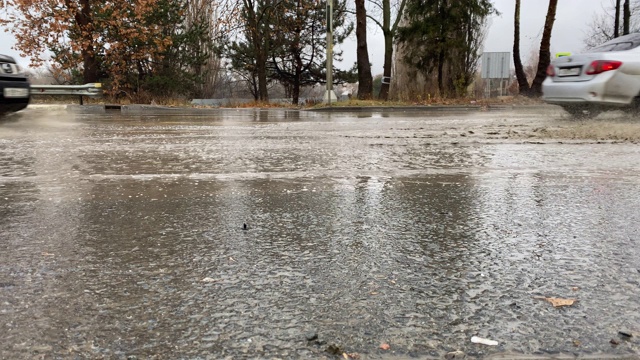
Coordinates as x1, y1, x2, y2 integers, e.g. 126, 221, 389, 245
342, 352, 360, 359
573, 339, 581, 347
540, 297, 577, 307
379, 343, 390, 350
471, 336, 499, 346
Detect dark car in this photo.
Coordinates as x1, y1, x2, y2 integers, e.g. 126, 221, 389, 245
0, 54, 30, 115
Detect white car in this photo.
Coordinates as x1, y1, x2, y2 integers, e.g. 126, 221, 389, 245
542, 33, 640, 117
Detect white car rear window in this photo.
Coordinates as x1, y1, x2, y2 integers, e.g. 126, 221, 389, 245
588, 33, 640, 52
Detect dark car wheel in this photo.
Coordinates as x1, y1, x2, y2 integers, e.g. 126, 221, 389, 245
0, 95, 30, 116
625, 96, 640, 116
562, 105, 601, 119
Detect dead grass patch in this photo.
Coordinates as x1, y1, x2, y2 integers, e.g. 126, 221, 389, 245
540, 121, 640, 141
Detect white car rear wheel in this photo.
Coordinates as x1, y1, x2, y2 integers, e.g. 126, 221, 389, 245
562, 106, 601, 119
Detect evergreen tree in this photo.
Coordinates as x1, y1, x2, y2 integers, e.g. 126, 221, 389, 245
398, 0, 493, 97
269, 0, 353, 104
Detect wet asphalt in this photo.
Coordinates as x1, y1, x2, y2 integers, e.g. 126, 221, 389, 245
1, 107, 640, 359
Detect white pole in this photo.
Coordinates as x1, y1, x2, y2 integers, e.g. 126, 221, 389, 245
325, 0, 334, 105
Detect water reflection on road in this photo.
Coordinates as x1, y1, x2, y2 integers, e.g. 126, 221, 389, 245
1, 108, 640, 359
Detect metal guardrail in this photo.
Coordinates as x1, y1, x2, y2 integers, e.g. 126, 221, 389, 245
29, 83, 103, 105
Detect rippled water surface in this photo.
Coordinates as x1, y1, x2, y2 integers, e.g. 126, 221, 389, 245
1, 108, 640, 359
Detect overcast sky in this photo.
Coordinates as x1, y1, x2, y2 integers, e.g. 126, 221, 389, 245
1, 0, 611, 74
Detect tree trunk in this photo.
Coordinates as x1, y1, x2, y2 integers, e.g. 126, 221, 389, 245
373, 0, 406, 100
244, 0, 270, 102
292, 70, 300, 105
437, 47, 445, 96
513, 0, 531, 95
75, 0, 99, 83
355, 0, 372, 99
436, 0, 447, 97
531, 0, 558, 96
623, 0, 631, 35
292, 52, 303, 105
252, 76, 259, 100
378, 33, 393, 100
257, 51, 269, 102
615, 0, 621, 38
81, 48, 99, 84
378, 0, 392, 100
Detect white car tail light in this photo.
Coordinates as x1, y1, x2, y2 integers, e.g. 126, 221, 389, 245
585, 60, 622, 75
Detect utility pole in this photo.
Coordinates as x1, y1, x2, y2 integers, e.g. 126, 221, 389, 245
324, 0, 337, 105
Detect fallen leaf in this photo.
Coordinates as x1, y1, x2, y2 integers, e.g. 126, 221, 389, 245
380, 343, 390, 350
41, 252, 55, 256
201, 277, 220, 283
573, 340, 581, 347
471, 336, 499, 346
370, 292, 378, 295
343, 353, 349, 359
543, 297, 577, 307
345, 353, 360, 359
571, 287, 580, 291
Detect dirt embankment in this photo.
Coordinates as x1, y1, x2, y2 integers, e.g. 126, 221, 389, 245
539, 120, 640, 142
403, 109, 640, 144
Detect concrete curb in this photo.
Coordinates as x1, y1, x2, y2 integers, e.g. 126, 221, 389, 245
27, 104, 69, 110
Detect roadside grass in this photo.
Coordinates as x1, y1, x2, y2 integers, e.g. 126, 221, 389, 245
306, 95, 545, 109
30, 93, 545, 108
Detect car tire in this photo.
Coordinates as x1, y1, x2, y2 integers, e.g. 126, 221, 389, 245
562, 106, 601, 119
626, 96, 640, 116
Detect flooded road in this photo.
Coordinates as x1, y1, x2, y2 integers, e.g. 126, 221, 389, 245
1, 107, 640, 359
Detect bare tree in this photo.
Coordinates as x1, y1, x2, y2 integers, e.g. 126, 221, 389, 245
531, 0, 558, 96
513, 0, 531, 96
355, 0, 373, 99
185, 0, 239, 98
624, 0, 631, 34
584, 0, 640, 49
615, 0, 621, 37
361, 0, 407, 100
